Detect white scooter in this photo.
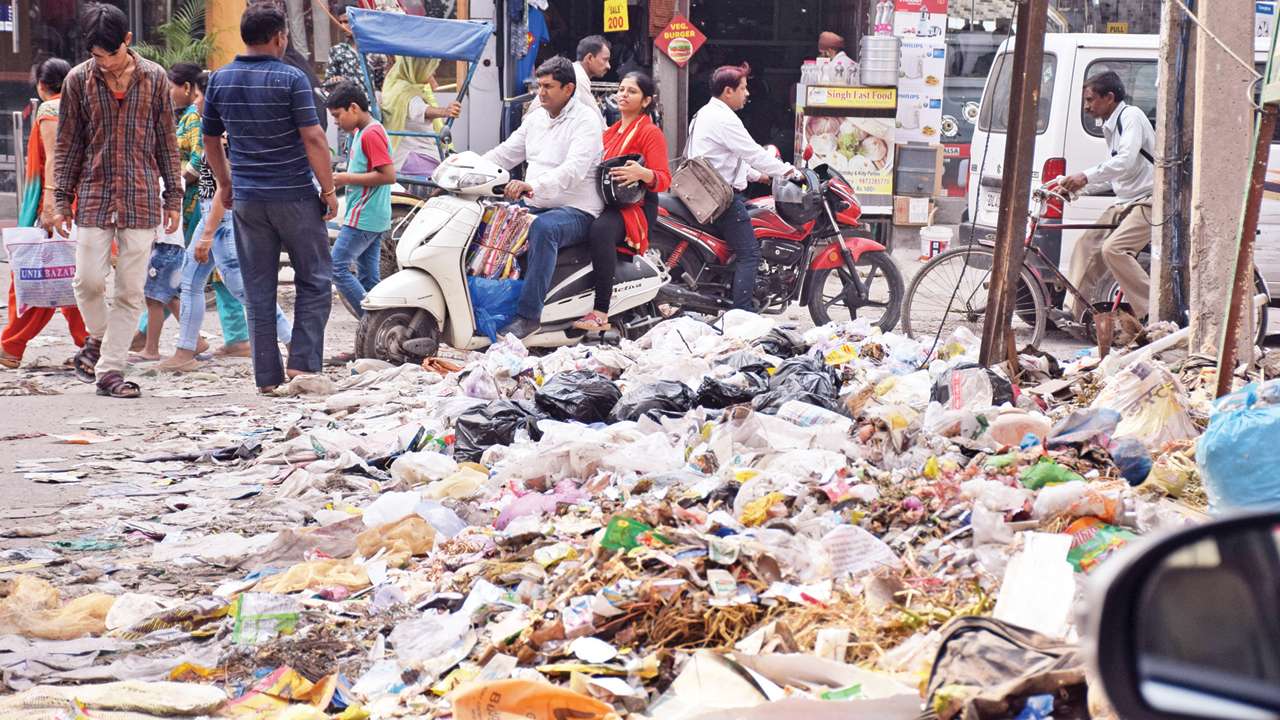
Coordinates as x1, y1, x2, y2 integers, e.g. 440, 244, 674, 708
356, 152, 669, 363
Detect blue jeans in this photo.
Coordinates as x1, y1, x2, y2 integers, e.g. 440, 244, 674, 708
516, 206, 594, 321
712, 194, 759, 311
232, 196, 332, 388
178, 201, 292, 352
332, 225, 383, 317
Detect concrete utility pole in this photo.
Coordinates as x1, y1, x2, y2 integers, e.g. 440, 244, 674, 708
1188, 2, 1256, 358
655, 0, 692, 156
1149, 0, 1196, 323
979, 0, 1049, 367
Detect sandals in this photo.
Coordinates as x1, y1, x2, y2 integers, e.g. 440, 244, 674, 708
0, 351, 19, 369
96, 370, 141, 399
73, 337, 102, 383
572, 312, 612, 333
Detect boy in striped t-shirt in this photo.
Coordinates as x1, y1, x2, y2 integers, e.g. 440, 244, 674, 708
327, 81, 394, 317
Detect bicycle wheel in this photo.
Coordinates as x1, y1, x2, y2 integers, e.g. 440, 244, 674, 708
903, 246, 1047, 349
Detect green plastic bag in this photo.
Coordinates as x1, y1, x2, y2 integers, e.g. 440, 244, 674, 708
1019, 457, 1083, 490
600, 516, 670, 551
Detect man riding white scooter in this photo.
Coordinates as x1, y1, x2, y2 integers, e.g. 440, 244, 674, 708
483, 56, 604, 338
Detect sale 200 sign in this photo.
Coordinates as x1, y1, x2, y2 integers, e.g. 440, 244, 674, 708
604, 0, 629, 33
655, 15, 706, 67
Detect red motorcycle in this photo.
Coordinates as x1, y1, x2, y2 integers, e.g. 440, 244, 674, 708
650, 164, 904, 331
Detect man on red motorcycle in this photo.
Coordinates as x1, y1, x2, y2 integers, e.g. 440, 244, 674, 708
686, 64, 797, 311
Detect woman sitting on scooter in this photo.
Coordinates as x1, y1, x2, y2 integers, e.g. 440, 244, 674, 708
685, 64, 796, 311
575, 72, 671, 332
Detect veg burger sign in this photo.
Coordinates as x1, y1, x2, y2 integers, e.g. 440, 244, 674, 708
655, 15, 706, 67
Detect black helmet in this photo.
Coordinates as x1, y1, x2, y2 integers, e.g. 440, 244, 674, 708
772, 169, 823, 225
598, 154, 647, 206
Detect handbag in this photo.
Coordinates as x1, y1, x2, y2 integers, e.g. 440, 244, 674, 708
670, 111, 740, 224
597, 119, 648, 208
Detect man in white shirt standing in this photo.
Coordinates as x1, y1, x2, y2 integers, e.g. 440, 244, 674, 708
686, 64, 796, 310
527, 36, 609, 128
1060, 71, 1156, 320
485, 57, 604, 338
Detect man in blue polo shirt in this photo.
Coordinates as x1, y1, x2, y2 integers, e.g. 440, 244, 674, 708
203, 4, 338, 393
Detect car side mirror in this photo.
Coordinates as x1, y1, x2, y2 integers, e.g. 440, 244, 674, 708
1086, 512, 1280, 720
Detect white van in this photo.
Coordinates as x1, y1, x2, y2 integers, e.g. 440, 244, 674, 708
962, 33, 1277, 324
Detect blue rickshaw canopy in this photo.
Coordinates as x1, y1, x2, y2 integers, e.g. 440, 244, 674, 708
348, 8, 493, 62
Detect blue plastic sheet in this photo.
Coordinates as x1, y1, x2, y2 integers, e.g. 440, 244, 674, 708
468, 276, 524, 342
349, 9, 494, 63
1199, 379, 1280, 511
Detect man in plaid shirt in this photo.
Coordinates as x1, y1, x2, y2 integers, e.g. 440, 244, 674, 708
53, 3, 182, 398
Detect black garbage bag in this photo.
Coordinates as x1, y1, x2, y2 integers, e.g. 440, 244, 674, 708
611, 380, 697, 422
454, 400, 545, 462
716, 349, 775, 374
534, 370, 622, 423
930, 363, 1015, 409
752, 327, 808, 358
694, 375, 763, 409
752, 355, 842, 414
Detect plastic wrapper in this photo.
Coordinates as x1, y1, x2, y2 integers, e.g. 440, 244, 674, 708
0, 575, 115, 640
1198, 379, 1280, 510
1047, 408, 1121, 446
1032, 482, 1123, 524
753, 355, 841, 414
450, 679, 618, 720
454, 400, 544, 462
230, 593, 300, 645
1065, 517, 1136, 573
610, 380, 696, 422
930, 363, 1014, 410
534, 371, 621, 423
468, 276, 525, 342
1019, 458, 1084, 490
390, 451, 459, 486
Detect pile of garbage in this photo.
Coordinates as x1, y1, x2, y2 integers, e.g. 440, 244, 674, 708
1, 310, 1265, 720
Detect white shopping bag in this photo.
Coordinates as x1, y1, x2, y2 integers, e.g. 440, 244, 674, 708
2, 226, 77, 315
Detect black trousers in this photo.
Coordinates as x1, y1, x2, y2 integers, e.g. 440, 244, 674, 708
588, 194, 657, 314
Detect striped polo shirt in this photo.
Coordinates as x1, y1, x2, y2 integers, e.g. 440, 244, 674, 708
203, 54, 320, 202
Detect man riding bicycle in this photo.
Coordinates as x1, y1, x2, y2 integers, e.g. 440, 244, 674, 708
1059, 71, 1156, 321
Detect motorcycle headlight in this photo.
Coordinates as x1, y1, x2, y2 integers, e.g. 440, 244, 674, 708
457, 172, 496, 188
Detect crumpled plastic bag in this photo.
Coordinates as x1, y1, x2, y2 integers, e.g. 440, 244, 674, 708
1091, 359, 1197, 448
390, 451, 459, 486
752, 326, 807, 358
450, 679, 618, 720
753, 355, 841, 414
695, 374, 765, 409
469, 276, 525, 342
454, 400, 544, 462
253, 559, 371, 594
611, 380, 696, 422
931, 363, 1014, 410
356, 515, 436, 566
535, 371, 622, 423
0, 681, 227, 716
0, 575, 116, 640
1198, 379, 1280, 510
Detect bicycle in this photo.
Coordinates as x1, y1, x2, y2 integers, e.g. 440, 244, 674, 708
902, 180, 1270, 350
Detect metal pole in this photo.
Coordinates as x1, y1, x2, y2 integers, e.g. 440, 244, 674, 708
12, 111, 25, 217
979, 0, 1049, 367
1214, 103, 1277, 398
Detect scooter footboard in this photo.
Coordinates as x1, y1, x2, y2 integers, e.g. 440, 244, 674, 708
361, 269, 447, 326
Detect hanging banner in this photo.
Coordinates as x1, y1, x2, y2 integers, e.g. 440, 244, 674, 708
655, 15, 706, 67
894, 0, 948, 144
604, 0, 629, 33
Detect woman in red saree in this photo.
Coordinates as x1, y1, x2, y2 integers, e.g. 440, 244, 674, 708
1, 58, 87, 369
573, 72, 671, 332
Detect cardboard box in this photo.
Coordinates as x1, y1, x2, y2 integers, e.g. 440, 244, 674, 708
893, 196, 934, 226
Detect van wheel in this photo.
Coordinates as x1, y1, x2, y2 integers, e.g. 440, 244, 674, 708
356, 308, 438, 364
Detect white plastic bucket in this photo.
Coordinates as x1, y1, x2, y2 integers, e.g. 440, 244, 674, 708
919, 225, 952, 259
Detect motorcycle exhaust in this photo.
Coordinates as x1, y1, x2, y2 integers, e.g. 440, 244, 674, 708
401, 338, 439, 357
656, 284, 733, 313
